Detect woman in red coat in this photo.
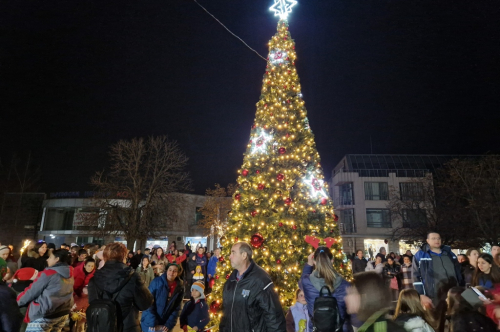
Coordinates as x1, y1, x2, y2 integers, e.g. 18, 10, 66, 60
73, 258, 95, 306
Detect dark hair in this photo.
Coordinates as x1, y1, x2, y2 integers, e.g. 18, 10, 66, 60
84, 257, 95, 265
52, 249, 72, 265
447, 287, 472, 316
145, 248, 150, 252
426, 231, 440, 239
402, 254, 411, 261
466, 248, 480, 259
352, 272, 390, 321
78, 249, 88, 256
356, 249, 363, 255
34, 241, 47, 256
472, 253, 500, 286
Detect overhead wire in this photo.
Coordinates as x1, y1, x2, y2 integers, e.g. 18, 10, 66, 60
193, 0, 267, 62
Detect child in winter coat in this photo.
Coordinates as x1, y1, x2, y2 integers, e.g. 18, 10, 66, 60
285, 289, 309, 332
180, 281, 210, 332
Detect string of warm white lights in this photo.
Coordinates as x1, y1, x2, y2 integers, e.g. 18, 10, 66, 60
193, 0, 267, 61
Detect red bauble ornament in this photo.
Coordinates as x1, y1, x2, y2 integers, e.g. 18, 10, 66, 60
210, 301, 221, 314
242, 169, 249, 177
250, 233, 265, 248
256, 170, 260, 174
219, 256, 224, 262
279, 222, 283, 227
284, 197, 292, 205
277, 173, 285, 181
279, 147, 286, 154
334, 214, 339, 222
209, 278, 216, 288
258, 184, 265, 190
234, 237, 238, 242
235, 194, 241, 201
286, 133, 290, 138
283, 85, 287, 89
215, 274, 220, 279
226, 274, 230, 279
292, 225, 298, 230
264, 104, 268, 108
321, 197, 328, 205
251, 210, 258, 217
277, 259, 282, 264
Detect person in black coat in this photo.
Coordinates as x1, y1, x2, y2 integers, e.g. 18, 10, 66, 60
352, 249, 368, 274
0, 258, 23, 332
23, 241, 49, 272
185, 253, 198, 298
219, 242, 286, 332
88, 243, 153, 332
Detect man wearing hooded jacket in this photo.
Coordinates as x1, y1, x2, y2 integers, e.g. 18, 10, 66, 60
219, 242, 286, 332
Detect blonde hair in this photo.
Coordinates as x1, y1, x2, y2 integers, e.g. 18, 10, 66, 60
313, 247, 336, 291
394, 289, 435, 328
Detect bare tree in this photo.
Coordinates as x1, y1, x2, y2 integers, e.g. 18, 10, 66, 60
86, 136, 192, 250
198, 183, 235, 239
387, 174, 467, 246
441, 156, 500, 247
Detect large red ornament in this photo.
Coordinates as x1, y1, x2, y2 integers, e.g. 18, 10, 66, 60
242, 169, 249, 177
321, 198, 328, 205
277, 173, 285, 181
215, 275, 220, 279
284, 197, 292, 205
258, 184, 265, 190
219, 256, 224, 262
251, 233, 265, 248
210, 301, 221, 314
234, 237, 238, 242
235, 194, 241, 201
251, 210, 258, 217
279, 222, 283, 227
292, 225, 297, 230
226, 274, 230, 279
276, 259, 282, 264
334, 214, 339, 222
256, 170, 260, 174
209, 278, 216, 288
279, 147, 286, 154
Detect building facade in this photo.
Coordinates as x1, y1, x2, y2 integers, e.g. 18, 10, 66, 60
331, 154, 468, 258
37, 191, 219, 251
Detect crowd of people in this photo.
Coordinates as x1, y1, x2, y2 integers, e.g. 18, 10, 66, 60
2, 232, 500, 332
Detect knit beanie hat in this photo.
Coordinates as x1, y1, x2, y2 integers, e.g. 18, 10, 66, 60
0, 258, 7, 281
12, 267, 38, 283
191, 281, 205, 299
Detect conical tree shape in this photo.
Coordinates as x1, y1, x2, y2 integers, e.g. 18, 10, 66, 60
208, 20, 351, 329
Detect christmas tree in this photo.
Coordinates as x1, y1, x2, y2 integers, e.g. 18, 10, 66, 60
207, 2, 351, 329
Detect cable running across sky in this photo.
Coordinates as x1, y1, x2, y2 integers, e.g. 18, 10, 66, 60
193, 0, 267, 61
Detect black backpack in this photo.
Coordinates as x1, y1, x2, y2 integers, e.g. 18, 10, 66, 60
313, 286, 342, 332
86, 272, 133, 332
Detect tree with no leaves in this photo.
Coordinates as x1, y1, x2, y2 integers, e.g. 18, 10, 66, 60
198, 183, 235, 239
86, 136, 192, 250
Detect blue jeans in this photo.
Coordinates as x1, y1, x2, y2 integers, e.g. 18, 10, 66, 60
25, 315, 68, 332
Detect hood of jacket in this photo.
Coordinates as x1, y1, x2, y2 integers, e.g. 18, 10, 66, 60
92, 260, 133, 293
396, 314, 427, 329
47, 262, 73, 279
310, 269, 343, 292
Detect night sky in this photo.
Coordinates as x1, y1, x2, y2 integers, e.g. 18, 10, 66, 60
1, 0, 500, 195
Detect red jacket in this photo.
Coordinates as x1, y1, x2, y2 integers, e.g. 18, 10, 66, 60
73, 263, 95, 297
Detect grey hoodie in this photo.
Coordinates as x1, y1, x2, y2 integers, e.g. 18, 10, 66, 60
309, 270, 343, 292
17, 263, 74, 322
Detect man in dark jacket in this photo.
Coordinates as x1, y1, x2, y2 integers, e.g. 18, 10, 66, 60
88, 243, 153, 332
219, 242, 286, 332
352, 249, 368, 274
412, 232, 463, 307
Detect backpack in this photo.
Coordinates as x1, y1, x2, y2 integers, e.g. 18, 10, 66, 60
313, 286, 342, 332
86, 272, 134, 332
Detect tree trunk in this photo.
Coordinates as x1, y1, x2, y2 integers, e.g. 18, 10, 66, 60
126, 237, 136, 251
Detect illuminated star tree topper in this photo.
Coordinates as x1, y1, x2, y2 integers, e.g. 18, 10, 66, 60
269, 0, 298, 20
